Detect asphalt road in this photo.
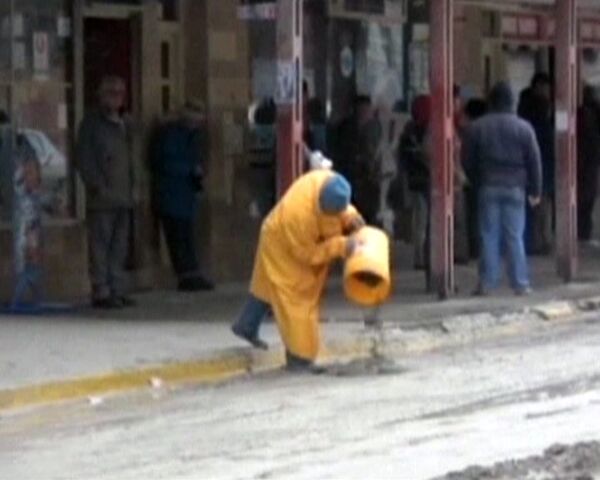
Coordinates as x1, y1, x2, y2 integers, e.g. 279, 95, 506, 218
2, 317, 600, 480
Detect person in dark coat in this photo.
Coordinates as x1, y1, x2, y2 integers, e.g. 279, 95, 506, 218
463, 82, 542, 296
153, 101, 214, 292
577, 85, 600, 241
77, 76, 136, 309
462, 98, 488, 259
331, 95, 380, 224
518, 73, 554, 255
400, 95, 431, 271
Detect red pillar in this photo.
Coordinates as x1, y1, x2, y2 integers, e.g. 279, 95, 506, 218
555, 0, 578, 281
429, 0, 455, 299
276, 0, 304, 197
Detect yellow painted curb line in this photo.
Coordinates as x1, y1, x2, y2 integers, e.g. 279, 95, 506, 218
0, 340, 371, 413
0, 353, 256, 412
0, 300, 587, 413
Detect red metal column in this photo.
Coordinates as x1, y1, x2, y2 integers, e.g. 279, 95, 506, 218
555, 0, 578, 281
276, 0, 303, 197
429, 0, 455, 299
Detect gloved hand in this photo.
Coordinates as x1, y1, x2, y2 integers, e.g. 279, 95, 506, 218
346, 237, 364, 257
344, 215, 366, 235
309, 151, 333, 170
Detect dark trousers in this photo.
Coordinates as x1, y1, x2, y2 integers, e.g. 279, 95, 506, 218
88, 208, 130, 300
578, 196, 596, 241
161, 215, 199, 279
233, 294, 270, 339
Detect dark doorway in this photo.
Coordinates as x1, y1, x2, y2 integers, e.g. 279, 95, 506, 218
83, 17, 133, 112
83, 16, 139, 271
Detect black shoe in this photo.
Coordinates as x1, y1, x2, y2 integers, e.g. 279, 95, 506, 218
178, 277, 215, 292
285, 352, 325, 374
92, 297, 122, 310
514, 287, 533, 297
285, 362, 327, 375
231, 324, 269, 350
472, 286, 489, 297
115, 296, 137, 308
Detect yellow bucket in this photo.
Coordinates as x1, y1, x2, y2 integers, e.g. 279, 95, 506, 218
343, 226, 391, 307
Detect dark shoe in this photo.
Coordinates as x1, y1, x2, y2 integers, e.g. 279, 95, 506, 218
231, 324, 269, 350
514, 287, 533, 297
472, 286, 489, 297
285, 362, 327, 375
285, 351, 325, 374
115, 296, 137, 308
92, 297, 122, 310
178, 277, 215, 292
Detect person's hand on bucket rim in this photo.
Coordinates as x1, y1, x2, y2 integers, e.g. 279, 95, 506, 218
345, 215, 366, 235
346, 236, 366, 257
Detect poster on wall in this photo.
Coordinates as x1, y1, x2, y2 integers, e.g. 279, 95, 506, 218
33, 32, 50, 79
340, 46, 354, 78
409, 41, 429, 97
12, 136, 43, 307
275, 61, 296, 105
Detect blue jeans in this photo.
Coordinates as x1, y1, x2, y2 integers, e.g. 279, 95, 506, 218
478, 186, 530, 291
232, 294, 270, 339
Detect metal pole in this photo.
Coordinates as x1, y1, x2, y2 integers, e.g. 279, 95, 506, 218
555, 0, 578, 282
429, 0, 455, 299
276, 0, 303, 197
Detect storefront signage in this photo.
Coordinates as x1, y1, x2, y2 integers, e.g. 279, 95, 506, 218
33, 32, 49, 74
501, 14, 540, 40
580, 20, 600, 45
328, 0, 405, 24
500, 12, 600, 46
238, 1, 277, 21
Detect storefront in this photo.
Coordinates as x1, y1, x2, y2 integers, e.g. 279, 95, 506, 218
0, 0, 179, 302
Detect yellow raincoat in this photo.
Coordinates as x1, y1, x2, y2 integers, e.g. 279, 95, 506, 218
250, 170, 361, 361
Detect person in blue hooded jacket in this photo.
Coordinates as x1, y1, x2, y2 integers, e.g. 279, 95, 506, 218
153, 101, 214, 291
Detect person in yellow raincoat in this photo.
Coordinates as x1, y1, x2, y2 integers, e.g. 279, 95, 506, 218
232, 169, 364, 372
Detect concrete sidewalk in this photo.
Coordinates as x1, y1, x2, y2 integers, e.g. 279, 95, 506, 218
1, 243, 600, 411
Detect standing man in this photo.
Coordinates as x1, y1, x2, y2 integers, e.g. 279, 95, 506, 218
518, 73, 555, 255
152, 101, 214, 292
77, 76, 135, 309
400, 94, 431, 271
577, 86, 600, 242
463, 82, 542, 296
332, 96, 379, 224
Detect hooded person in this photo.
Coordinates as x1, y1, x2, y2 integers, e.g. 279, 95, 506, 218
231, 170, 365, 372
577, 86, 600, 241
462, 81, 542, 296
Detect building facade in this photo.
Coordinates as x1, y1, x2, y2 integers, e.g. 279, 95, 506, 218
1, 0, 598, 301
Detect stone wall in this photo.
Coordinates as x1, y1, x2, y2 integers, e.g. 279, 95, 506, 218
183, 0, 260, 283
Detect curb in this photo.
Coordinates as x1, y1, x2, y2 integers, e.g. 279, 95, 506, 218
0, 296, 594, 413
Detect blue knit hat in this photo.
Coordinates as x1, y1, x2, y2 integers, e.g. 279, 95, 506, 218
319, 174, 352, 213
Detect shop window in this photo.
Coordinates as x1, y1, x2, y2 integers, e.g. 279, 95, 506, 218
0, 0, 75, 222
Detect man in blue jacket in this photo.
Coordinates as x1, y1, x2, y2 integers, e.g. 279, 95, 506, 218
462, 82, 542, 296
153, 101, 214, 291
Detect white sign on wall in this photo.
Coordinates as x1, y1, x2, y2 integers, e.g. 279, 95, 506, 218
275, 61, 296, 105
33, 32, 49, 74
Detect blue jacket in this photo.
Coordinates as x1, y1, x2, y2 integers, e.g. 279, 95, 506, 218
153, 121, 204, 219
